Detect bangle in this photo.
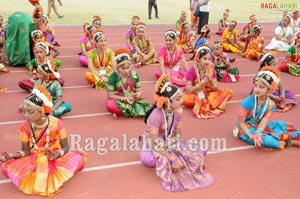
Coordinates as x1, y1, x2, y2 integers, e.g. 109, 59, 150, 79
17, 150, 25, 158
57, 149, 65, 158
256, 128, 264, 133
170, 157, 179, 164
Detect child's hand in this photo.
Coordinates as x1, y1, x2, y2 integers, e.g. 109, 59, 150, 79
0, 152, 12, 163
133, 92, 141, 99
45, 149, 56, 161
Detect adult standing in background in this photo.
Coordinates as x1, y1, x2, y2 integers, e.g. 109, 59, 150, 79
190, 0, 210, 34
47, 0, 63, 19
57, 0, 63, 6
148, 0, 159, 19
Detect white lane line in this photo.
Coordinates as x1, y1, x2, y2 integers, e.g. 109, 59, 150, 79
0, 145, 254, 185
1, 92, 299, 125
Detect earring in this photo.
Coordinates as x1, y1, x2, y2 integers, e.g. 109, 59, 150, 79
166, 99, 172, 113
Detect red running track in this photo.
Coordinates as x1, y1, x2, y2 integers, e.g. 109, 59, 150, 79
0, 23, 300, 199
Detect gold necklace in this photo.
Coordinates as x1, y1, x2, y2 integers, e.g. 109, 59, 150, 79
32, 119, 47, 130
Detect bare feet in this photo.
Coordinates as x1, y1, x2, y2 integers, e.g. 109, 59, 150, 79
112, 113, 118, 120
0, 64, 9, 73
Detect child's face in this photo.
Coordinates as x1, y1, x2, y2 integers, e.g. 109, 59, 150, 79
118, 62, 130, 76
34, 47, 46, 61
223, 13, 229, 20
22, 105, 43, 123
96, 37, 107, 48
34, 34, 44, 42
228, 25, 234, 31
281, 16, 290, 26
170, 91, 183, 110
292, 12, 300, 19
131, 22, 137, 31
253, 80, 270, 97
199, 53, 211, 68
183, 25, 190, 33
37, 68, 48, 81
136, 28, 145, 38
251, 20, 257, 25
93, 20, 101, 28
213, 46, 222, 55
251, 30, 258, 37
165, 36, 176, 49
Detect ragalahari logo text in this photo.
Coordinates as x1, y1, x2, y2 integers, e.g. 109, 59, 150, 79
260, 2, 298, 10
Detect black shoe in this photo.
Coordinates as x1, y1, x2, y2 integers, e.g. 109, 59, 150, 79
156, 16, 159, 19
148, 17, 151, 19
58, 15, 64, 19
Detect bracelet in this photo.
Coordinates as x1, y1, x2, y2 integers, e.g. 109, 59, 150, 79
17, 150, 25, 158
170, 157, 179, 164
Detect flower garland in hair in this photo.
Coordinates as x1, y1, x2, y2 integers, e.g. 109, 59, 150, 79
194, 45, 211, 62
165, 30, 177, 39
257, 66, 280, 93
114, 48, 131, 64
93, 28, 105, 43
31, 30, 43, 41
34, 40, 50, 55
131, 15, 140, 23
47, 60, 60, 79
32, 85, 53, 114
92, 15, 101, 23
154, 75, 169, 108
136, 21, 146, 30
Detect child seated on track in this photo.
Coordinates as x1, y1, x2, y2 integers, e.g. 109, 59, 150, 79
106, 48, 151, 119
19, 40, 64, 92
1, 85, 85, 197
132, 22, 157, 68
265, 14, 294, 52
140, 74, 214, 192
216, 9, 230, 35
233, 66, 300, 149
212, 40, 240, 83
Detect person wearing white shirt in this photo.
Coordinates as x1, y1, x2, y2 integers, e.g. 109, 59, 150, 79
190, 0, 210, 34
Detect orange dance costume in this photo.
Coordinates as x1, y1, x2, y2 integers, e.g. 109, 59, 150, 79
85, 29, 115, 89
243, 25, 264, 60
1, 86, 86, 197
183, 46, 233, 119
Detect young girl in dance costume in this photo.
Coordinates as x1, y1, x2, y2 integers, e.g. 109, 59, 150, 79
1, 85, 85, 197
233, 66, 300, 149
140, 74, 214, 191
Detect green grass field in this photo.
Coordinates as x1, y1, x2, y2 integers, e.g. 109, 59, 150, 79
0, 0, 299, 25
